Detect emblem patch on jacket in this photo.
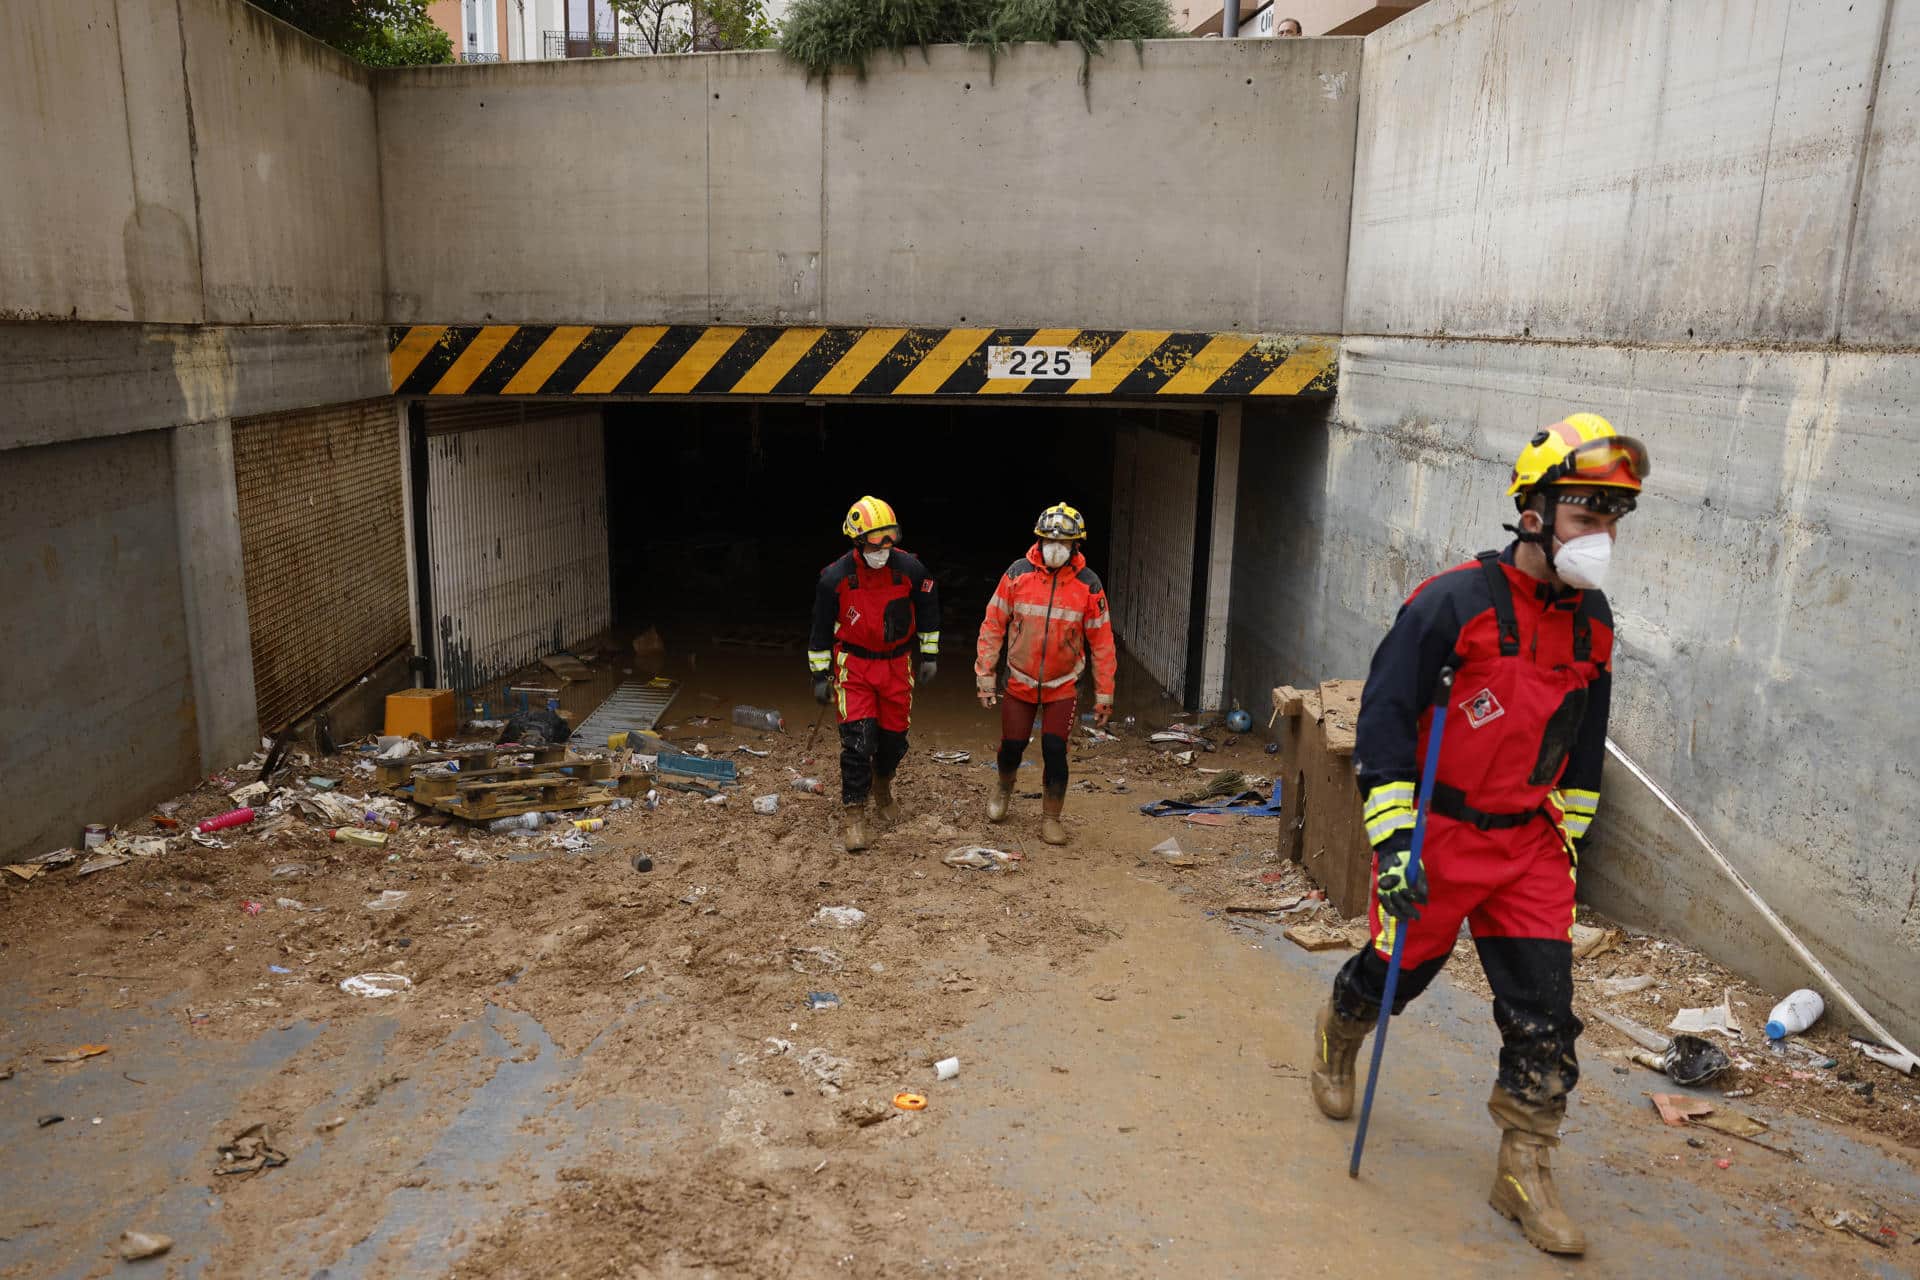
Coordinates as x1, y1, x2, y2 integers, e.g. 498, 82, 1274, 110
1459, 687, 1505, 729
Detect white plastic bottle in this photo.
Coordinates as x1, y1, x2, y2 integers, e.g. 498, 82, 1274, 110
1765, 989, 1825, 1040
488, 812, 545, 833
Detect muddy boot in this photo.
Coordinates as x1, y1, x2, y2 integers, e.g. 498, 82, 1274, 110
1309, 996, 1374, 1120
1040, 790, 1068, 846
986, 770, 1017, 823
872, 773, 900, 825
841, 804, 871, 854
1487, 1086, 1587, 1256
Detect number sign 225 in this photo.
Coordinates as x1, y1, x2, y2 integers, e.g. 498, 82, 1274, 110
987, 346, 1093, 381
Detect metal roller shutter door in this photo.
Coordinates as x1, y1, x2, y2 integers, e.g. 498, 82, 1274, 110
1108, 412, 1203, 700
233, 399, 410, 733
424, 405, 609, 692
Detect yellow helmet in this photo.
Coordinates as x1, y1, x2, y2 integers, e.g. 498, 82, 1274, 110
842, 495, 900, 542
1507, 413, 1650, 508
1033, 502, 1087, 541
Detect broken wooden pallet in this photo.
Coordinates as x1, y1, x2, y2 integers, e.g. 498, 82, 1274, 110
372, 744, 569, 791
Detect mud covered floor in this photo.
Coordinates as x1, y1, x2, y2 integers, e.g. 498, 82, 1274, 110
3, 646, 1917, 1278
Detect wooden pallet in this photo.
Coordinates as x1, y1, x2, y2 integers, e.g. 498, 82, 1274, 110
377, 747, 619, 821
372, 744, 569, 791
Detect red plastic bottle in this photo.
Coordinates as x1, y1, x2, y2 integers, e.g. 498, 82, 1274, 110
196, 807, 256, 834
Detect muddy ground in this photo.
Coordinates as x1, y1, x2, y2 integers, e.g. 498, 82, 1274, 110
3, 644, 1917, 1278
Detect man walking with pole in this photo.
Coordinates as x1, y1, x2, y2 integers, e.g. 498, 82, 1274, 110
1310, 415, 1650, 1256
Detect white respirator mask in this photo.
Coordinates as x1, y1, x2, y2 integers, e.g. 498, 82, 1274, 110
1552, 532, 1612, 591
862, 548, 891, 570
1040, 540, 1072, 570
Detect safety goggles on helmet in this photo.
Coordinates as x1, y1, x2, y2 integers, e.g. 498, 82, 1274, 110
1033, 503, 1087, 541
1538, 436, 1650, 491
859, 529, 899, 549
1555, 489, 1638, 517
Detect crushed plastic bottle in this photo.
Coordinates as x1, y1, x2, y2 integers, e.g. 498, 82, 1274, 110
487, 813, 545, 833
732, 705, 785, 733
329, 827, 387, 848
361, 812, 400, 833
789, 775, 825, 794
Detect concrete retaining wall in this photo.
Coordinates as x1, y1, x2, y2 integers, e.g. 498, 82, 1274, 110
376, 39, 1364, 332
0, 0, 383, 327
1281, 0, 1920, 1046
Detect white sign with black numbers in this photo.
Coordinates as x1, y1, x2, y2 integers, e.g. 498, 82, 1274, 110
987, 345, 1092, 381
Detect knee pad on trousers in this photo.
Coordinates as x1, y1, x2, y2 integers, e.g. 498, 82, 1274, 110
875, 728, 909, 778
997, 738, 1028, 774
1040, 733, 1069, 792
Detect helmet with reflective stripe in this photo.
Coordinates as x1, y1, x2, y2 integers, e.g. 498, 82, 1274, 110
842, 495, 900, 542
1507, 413, 1650, 509
1033, 502, 1087, 541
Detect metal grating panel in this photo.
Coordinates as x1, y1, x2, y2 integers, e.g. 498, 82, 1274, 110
425, 407, 610, 692
233, 399, 410, 733
573, 678, 681, 746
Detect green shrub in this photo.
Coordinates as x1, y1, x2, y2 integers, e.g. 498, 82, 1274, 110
779, 0, 1177, 83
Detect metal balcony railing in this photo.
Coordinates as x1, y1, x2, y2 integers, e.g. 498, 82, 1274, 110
542, 29, 648, 58
461, 51, 502, 63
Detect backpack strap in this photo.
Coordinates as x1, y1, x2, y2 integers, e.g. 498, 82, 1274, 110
1475, 551, 1521, 657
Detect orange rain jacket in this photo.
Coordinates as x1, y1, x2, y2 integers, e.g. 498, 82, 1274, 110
975, 544, 1118, 707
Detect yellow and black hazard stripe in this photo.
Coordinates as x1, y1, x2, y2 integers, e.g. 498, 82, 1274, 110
389, 324, 1337, 399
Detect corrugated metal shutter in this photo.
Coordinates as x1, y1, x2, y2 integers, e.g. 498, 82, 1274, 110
425, 406, 609, 692
1108, 413, 1201, 700
233, 399, 410, 733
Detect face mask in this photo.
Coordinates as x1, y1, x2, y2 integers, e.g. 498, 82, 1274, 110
1040, 541, 1072, 570
862, 547, 890, 570
1552, 532, 1611, 590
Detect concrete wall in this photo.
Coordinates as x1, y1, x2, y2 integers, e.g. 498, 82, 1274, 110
0, 434, 201, 862
376, 39, 1363, 331
0, 0, 383, 326
1269, 0, 1920, 1046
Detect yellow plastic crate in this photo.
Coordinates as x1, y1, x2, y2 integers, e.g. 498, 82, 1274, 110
385, 687, 455, 741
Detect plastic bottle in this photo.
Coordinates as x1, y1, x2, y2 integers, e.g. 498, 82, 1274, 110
361, 812, 400, 833
732, 705, 785, 733
488, 812, 545, 833
197, 807, 256, 834
790, 776, 824, 794
329, 827, 387, 848
1765, 989, 1824, 1040
572, 817, 606, 831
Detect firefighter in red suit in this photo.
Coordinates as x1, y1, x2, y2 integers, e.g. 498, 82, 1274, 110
808, 497, 940, 853
1308, 415, 1651, 1257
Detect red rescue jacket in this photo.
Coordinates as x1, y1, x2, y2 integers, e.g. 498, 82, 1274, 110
975, 545, 1118, 706
807, 549, 941, 673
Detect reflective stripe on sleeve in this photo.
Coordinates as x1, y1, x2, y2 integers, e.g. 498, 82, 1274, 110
1363, 782, 1416, 820
1365, 807, 1416, 845
918, 632, 941, 654
1560, 788, 1600, 815
807, 650, 832, 673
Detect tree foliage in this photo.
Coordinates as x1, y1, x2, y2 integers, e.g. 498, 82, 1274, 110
778, 0, 1176, 81
251, 0, 455, 66
611, 0, 776, 54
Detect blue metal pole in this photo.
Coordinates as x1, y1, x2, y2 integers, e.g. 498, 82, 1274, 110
1349, 667, 1455, 1178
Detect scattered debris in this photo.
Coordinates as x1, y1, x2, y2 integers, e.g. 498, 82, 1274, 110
1664, 1034, 1732, 1086
892, 1092, 927, 1111
630, 854, 654, 873
930, 751, 972, 765
1649, 1092, 1714, 1127
752, 794, 780, 815
269, 862, 316, 880
118, 1230, 173, 1261
934, 1056, 960, 1081
1814, 1205, 1904, 1249
1853, 1039, 1918, 1075
943, 846, 1022, 872
1571, 922, 1617, 960
1670, 989, 1740, 1037
339, 973, 413, 998
215, 1123, 288, 1176
365, 890, 411, 911
1595, 975, 1655, 997
806, 992, 842, 1011
811, 906, 867, 929
76, 853, 130, 877
1283, 922, 1352, 952
1589, 1007, 1673, 1053
43, 1045, 109, 1064
36, 1115, 64, 1128
799, 1048, 851, 1094
315, 1115, 347, 1133
1150, 836, 1195, 867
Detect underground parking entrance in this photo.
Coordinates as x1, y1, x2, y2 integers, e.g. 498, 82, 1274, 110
407, 397, 1236, 735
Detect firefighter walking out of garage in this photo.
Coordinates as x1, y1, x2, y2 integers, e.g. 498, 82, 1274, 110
808, 497, 941, 853
975, 503, 1118, 846
1308, 415, 1650, 1257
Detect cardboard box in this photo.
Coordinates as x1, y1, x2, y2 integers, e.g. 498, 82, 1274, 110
385, 688, 455, 741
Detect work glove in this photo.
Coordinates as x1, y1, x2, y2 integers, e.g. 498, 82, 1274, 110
1093, 703, 1112, 728
917, 659, 938, 686
812, 676, 832, 706
1373, 831, 1428, 922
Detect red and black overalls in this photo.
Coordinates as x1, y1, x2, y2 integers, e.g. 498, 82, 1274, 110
1332, 545, 1611, 1105
808, 550, 941, 805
